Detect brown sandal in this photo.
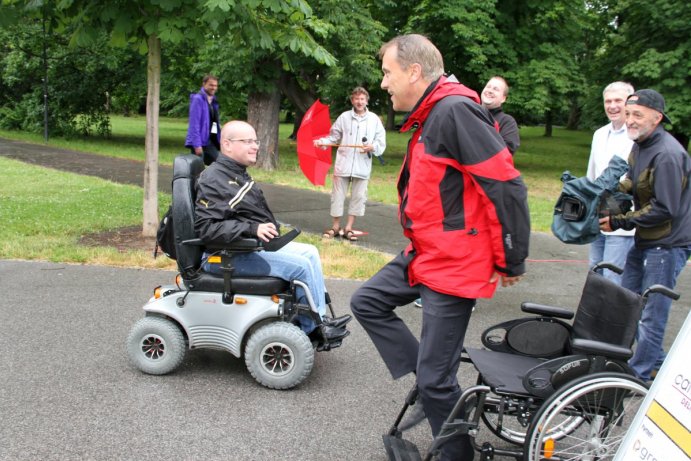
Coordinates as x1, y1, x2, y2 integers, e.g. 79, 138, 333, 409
322, 228, 342, 239
343, 230, 358, 241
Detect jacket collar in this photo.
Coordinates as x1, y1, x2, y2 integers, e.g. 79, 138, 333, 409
400, 75, 480, 132
216, 154, 250, 177
636, 124, 665, 148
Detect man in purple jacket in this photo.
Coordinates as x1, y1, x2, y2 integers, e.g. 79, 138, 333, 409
185, 74, 221, 166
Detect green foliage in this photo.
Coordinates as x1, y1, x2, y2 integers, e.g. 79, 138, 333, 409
603, 0, 690, 142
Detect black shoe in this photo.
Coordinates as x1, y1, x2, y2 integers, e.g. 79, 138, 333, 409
398, 402, 426, 432
322, 314, 352, 329
322, 324, 350, 341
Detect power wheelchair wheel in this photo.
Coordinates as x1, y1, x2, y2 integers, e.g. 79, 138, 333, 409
244, 322, 315, 390
523, 372, 648, 461
127, 316, 187, 375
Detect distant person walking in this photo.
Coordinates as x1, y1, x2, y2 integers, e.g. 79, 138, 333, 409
587, 81, 635, 283
481, 76, 520, 154
185, 74, 221, 166
315, 87, 386, 242
600, 89, 691, 382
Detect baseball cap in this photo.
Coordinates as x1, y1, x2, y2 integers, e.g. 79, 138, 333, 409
626, 89, 672, 124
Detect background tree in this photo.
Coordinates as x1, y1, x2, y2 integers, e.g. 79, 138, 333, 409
599, 0, 690, 148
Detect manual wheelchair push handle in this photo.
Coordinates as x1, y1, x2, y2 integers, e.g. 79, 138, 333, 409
643, 284, 680, 301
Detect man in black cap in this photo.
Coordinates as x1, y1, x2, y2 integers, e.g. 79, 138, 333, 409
599, 89, 691, 381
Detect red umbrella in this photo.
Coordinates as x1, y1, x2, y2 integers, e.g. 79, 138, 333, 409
296, 100, 333, 186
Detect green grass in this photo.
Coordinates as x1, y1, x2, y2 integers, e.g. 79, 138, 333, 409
0, 156, 174, 269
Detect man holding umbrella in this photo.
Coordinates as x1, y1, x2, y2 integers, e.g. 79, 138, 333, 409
314, 87, 386, 241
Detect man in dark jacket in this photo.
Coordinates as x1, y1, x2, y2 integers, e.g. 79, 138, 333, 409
185, 74, 221, 166
195, 120, 350, 340
350, 34, 530, 460
481, 76, 520, 155
600, 89, 691, 381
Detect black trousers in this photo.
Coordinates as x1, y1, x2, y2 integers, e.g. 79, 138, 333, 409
190, 144, 219, 166
351, 251, 475, 460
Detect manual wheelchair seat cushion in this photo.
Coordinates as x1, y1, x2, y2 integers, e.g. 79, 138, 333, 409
171, 154, 290, 295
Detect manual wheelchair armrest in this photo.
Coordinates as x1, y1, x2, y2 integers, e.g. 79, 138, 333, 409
570, 338, 632, 361
521, 302, 574, 320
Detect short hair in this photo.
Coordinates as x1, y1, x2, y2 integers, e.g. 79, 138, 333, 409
351, 87, 370, 101
379, 34, 444, 82
488, 76, 510, 96
202, 74, 218, 84
602, 81, 634, 98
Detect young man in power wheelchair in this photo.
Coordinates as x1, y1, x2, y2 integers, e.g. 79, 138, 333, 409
127, 121, 350, 390
383, 263, 679, 460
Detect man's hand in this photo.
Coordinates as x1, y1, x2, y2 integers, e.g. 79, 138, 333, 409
194, 146, 203, 155
490, 271, 524, 287
256, 223, 279, 242
599, 216, 613, 232
313, 140, 327, 150
361, 143, 374, 154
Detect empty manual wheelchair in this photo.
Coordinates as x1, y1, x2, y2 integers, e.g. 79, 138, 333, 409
127, 154, 348, 389
383, 263, 679, 460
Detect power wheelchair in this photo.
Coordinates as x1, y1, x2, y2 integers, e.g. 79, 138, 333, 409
384, 263, 680, 460
126, 154, 348, 389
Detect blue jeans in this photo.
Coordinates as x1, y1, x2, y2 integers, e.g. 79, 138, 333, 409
589, 233, 634, 284
622, 245, 691, 380
203, 242, 327, 333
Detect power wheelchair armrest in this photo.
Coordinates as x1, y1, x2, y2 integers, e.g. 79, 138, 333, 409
182, 238, 264, 251
570, 338, 632, 361
520, 302, 574, 320
182, 227, 301, 253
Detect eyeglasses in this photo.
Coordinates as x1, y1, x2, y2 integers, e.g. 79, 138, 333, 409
228, 138, 261, 147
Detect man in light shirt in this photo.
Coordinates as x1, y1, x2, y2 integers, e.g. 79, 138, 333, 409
586, 81, 635, 283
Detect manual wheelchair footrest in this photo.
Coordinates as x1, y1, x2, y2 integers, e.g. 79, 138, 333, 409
382, 433, 422, 461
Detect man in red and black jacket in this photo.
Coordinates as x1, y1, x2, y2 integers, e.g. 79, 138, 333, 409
351, 34, 530, 461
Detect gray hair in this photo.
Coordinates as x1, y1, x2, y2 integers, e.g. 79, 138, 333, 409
603, 81, 634, 97
379, 34, 444, 82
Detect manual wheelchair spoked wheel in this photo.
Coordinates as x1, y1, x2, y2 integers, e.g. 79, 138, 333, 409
482, 394, 585, 445
524, 372, 648, 461
244, 322, 315, 390
127, 316, 187, 375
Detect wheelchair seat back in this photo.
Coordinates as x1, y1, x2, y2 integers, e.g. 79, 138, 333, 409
570, 269, 644, 351
172, 154, 205, 277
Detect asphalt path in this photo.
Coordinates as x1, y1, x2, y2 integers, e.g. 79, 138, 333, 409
1, 137, 690, 459
2, 258, 689, 461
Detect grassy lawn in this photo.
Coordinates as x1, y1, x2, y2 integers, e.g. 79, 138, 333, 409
0, 116, 594, 277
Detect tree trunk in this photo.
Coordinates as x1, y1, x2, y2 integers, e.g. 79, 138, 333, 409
278, 71, 316, 140
566, 100, 580, 130
289, 108, 304, 140
544, 110, 553, 138
142, 34, 161, 237
248, 86, 281, 171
